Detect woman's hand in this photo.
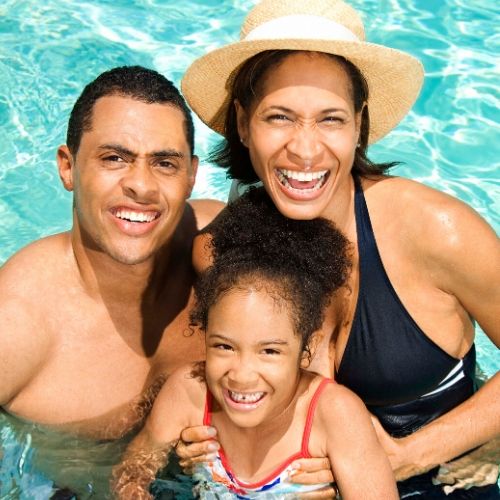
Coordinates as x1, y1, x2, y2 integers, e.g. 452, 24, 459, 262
287, 457, 337, 498
433, 437, 500, 494
371, 414, 500, 490
174, 425, 220, 470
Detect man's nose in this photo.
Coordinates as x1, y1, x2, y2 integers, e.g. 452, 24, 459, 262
120, 162, 159, 202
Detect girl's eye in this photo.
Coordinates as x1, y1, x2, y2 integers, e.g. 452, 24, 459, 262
262, 348, 280, 355
214, 343, 233, 351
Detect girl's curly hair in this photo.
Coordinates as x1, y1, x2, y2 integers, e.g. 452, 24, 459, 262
190, 187, 352, 353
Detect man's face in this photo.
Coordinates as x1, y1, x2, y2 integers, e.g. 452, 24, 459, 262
59, 95, 198, 265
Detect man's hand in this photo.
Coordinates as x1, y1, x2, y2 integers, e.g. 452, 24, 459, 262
175, 425, 220, 470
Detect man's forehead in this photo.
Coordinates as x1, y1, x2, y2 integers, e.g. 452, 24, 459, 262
84, 95, 190, 152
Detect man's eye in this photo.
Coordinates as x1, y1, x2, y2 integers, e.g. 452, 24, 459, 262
103, 155, 124, 162
156, 160, 178, 172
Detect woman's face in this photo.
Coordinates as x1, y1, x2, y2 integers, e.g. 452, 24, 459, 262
236, 52, 361, 220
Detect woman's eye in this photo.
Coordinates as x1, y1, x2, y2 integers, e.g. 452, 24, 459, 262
267, 114, 291, 123
321, 116, 345, 125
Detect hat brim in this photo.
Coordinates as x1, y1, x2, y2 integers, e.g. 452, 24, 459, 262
182, 38, 424, 144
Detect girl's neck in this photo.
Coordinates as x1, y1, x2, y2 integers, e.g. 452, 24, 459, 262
210, 371, 317, 482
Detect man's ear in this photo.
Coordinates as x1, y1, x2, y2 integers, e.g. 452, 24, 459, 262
234, 100, 249, 146
187, 154, 199, 198
57, 145, 75, 192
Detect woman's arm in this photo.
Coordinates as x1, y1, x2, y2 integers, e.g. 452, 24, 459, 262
372, 373, 500, 481
373, 194, 500, 480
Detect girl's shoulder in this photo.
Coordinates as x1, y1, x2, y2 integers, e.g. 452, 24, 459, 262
309, 379, 371, 457
307, 377, 371, 449
149, 362, 207, 427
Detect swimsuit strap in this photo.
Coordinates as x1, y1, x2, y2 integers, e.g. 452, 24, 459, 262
203, 388, 212, 426
301, 378, 335, 457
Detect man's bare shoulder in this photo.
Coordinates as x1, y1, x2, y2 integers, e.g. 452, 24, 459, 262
0, 233, 73, 405
188, 198, 225, 231
1, 232, 72, 285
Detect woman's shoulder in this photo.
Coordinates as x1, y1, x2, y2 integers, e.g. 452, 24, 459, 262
363, 175, 495, 256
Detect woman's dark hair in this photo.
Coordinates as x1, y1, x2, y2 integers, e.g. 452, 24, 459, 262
208, 50, 398, 184
190, 187, 352, 355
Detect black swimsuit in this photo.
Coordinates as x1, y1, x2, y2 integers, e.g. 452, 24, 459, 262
335, 177, 498, 499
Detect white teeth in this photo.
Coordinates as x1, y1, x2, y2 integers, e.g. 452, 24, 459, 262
229, 391, 265, 404
280, 169, 327, 182
115, 210, 157, 223
276, 169, 328, 193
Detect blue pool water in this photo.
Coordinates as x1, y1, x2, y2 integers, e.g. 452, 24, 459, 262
0, 0, 498, 497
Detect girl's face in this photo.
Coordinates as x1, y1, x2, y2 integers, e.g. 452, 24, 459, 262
236, 52, 361, 221
205, 286, 303, 430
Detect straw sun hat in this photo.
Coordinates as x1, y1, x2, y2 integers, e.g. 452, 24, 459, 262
182, 0, 424, 144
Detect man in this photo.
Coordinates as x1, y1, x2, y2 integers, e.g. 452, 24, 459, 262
0, 66, 223, 495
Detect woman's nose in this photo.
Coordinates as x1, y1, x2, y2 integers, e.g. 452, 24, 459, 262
286, 125, 323, 168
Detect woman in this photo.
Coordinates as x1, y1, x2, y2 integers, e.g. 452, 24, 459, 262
179, 0, 500, 497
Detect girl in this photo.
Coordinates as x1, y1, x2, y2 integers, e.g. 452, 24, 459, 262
112, 188, 397, 499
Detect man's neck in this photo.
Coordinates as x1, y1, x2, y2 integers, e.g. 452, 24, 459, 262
70, 229, 172, 305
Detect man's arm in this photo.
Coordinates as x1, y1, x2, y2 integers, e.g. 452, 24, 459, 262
111, 364, 204, 499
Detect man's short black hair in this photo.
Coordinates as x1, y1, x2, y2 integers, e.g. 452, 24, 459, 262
66, 65, 195, 155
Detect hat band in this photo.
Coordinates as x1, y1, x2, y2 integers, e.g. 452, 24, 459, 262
244, 14, 359, 42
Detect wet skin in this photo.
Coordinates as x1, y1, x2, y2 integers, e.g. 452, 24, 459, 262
193, 51, 500, 483
0, 95, 223, 494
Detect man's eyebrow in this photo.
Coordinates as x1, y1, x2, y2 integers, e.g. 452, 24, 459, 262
151, 149, 185, 159
97, 144, 185, 159
98, 144, 136, 157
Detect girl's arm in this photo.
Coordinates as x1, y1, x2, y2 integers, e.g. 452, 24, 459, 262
111, 364, 205, 499
316, 384, 398, 500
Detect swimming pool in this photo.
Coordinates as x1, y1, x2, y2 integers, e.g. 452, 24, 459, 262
0, 0, 498, 497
